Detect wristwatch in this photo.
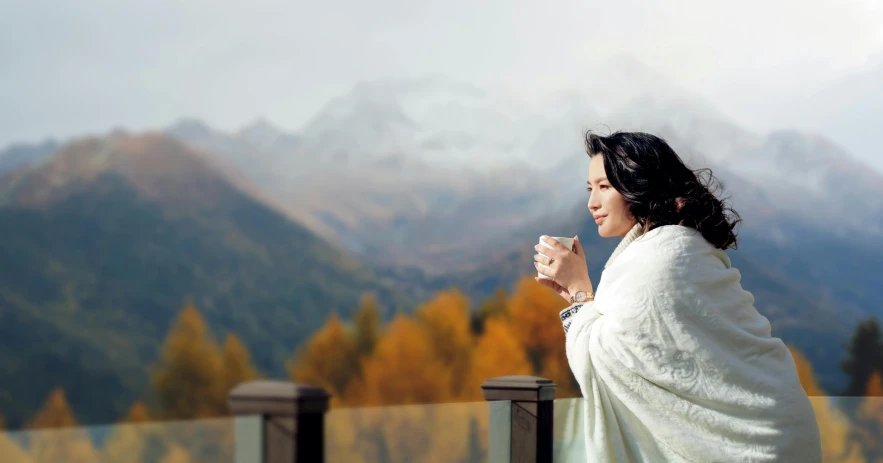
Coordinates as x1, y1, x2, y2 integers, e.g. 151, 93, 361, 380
570, 290, 594, 304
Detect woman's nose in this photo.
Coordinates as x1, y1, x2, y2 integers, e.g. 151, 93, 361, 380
588, 192, 601, 211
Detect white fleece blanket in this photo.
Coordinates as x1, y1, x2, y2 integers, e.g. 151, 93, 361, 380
562, 225, 822, 462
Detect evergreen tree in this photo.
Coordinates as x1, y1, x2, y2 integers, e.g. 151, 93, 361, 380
470, 287, 508, 335
841, 317, 883, 396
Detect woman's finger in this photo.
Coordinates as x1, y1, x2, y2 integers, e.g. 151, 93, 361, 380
541, 236, 569, 253
534, 244, 558, 260
534, 253, 553, 265
534, 262, 554, 279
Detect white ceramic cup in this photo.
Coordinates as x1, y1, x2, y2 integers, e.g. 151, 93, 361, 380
537, 236, 575, 281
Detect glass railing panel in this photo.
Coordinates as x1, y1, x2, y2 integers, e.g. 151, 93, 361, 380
325, 400, 494, 463
0, 415, 239, 463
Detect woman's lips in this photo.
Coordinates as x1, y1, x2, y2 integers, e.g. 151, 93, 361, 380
595, 215, 606, 225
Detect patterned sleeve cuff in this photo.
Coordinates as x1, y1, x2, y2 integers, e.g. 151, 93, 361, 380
559, 303, 585, 334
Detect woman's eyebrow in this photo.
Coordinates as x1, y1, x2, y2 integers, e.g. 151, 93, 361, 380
587, 177, 608, 184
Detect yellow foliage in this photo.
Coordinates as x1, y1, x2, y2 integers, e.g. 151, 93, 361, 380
27, 388, 78, 429
790, 346, 866, 462
288, 312, 359, 406
352, 315, 452, 406
508, 277, 569, 359
468, 318, 532, 399
222, 333, 261, 395
151, 303, 227, 419
26, 389, 99, 463
417, 289, 474, 399
124, 402, 151, 424
789, 344, 827, 397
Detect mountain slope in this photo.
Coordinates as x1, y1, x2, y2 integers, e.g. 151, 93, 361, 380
0, 133, 413, 428
0, 139, 60, 175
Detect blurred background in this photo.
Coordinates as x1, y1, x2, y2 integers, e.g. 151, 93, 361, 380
1, 0, 883, 461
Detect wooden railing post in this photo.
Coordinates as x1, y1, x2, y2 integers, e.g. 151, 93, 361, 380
481, 375, 557, 463
228, 380, 330, 463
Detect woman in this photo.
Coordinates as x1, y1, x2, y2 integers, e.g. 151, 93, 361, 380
533, 131, 823, 462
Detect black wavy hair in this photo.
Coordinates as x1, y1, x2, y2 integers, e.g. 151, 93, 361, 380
584, 130, 742, 250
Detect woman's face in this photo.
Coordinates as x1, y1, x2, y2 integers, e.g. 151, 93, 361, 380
587, 154, 637, 238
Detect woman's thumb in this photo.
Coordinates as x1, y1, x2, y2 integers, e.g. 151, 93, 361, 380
573, 235, 582, 254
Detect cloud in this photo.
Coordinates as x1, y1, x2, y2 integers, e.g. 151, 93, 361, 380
1, 0, 881, 157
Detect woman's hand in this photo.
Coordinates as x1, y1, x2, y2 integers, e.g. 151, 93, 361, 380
534, 235, 593, 302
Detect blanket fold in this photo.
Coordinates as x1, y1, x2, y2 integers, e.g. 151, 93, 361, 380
564, 224, 822, 462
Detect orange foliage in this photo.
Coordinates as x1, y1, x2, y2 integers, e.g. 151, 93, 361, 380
789, 345, 827, 397
350, 315, 452, 406
124, 402, 151, 423
865, 371, 883, 397
467, 318, 532, 398
27, 388, 79, 429
288, 313, 359, 406
222, 333, 261, 394
790, 346, 866, 462
416, 289, 475, 399
508, 277, 569, 358
508, 277, 580, 394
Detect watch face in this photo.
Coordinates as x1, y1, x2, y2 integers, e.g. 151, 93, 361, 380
574, 291, 587, 302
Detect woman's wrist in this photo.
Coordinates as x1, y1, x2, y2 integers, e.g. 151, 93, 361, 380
568, 279, 594, 298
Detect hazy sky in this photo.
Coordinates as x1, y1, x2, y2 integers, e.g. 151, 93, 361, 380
2, 0, 882, 168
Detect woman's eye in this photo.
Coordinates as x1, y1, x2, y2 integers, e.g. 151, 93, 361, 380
600, 185, 609, 190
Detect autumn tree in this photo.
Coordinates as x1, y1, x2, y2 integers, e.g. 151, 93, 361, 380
101, 402, 153, 463
508, 277, 580, 396
790, 346, 866, 462
467, 318, 532, 398
350, 315, 452, 406
151, 302, 227, 419
222, 333, 261, 394
288, 312, 360, 406
841, 317, 883, 397
470, 287, 509, 335
354, 293, 381, 358
416, 289, 475, 399
27, 388, 99, 463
